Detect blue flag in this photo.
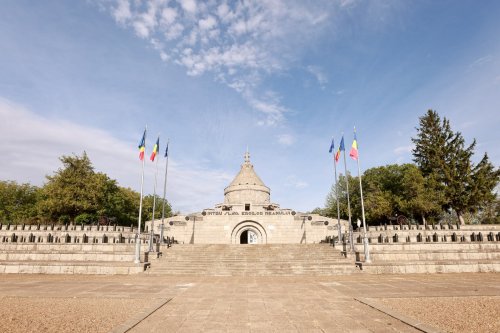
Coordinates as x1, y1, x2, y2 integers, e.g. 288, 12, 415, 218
339, 136, 345, 151
164, 142, 169, 158
328, 138, 334, 153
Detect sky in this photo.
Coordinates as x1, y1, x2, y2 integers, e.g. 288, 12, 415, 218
0, 0, 499, 214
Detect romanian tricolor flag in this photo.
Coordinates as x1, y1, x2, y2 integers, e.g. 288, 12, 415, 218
138, 130, 146, 161
335, 136, 344, 163
349, 132, 359, 160
150, 137, 160, 161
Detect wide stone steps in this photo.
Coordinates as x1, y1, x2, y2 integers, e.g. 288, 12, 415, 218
148, 244, 358, 276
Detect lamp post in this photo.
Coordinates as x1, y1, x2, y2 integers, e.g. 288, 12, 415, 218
300, 215, 312, 244
186, 215, 196, 244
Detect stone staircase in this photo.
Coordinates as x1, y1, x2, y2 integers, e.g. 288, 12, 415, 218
147, 244, 358, 276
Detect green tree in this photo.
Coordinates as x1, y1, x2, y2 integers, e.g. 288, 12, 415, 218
0, 181, 40, 224
142, 194, 172, 222
325, 172, 361, 224
399, 165, 442, 224
412, 110, 500, 224
38, 152, 96, 220
324, 164, 442, 226
36, 152, 167, 225
111, 186, 141, 226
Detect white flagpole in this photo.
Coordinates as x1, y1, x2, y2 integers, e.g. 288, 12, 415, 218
341, 134, 353, 250
331, 138, 341, 242
353, 127, 371, 262
135, 126, 147, 264
160, 140, 170, 244
334, 154, 341, 242
149, 135, 160, 252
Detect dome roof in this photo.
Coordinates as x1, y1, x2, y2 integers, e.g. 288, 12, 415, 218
228, 151, 267, 187
223, 150, 270, 205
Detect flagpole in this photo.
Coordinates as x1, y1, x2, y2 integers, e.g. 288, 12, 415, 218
334, 160, 341, 241
160, 140, 170, 244
135, 126, 147, 264
354, 127, 371, 262
149, 135, 160, 252
342, 134, 353, 251
332, 140, 341, 243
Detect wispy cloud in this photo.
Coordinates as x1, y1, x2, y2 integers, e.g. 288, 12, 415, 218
306, 65, 328, 88
469, 55, 493, 69
393, 144, 414, 155
0, 97, 231, 213
276, 134, 295, 146
94, 0, 348, 125
284, 175, 308, 189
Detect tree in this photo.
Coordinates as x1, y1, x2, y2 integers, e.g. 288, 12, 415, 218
399, 165, 442, 224
324, 164, 443, 226
37, 152, 103, 221
412, 110, 500, 224
325, 172, 361, 224
110, 186, 141, 226
36, 152, 171, 225
0, 181, 40, 223
362, 164, 441, 225
142, 194, 172, 222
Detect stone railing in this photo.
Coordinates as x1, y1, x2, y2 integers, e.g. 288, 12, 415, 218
0, 223, 152, 245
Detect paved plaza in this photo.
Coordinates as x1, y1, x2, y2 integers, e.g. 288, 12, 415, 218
0, 273, 499, 332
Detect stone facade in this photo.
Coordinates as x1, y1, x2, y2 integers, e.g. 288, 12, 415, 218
147, 151, 348, 244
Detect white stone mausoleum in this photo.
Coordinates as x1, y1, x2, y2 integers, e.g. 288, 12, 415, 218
147, 151, 347, 244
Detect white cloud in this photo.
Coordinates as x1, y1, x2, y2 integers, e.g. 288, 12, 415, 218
276, 134, 295, 146
306, 65, 328, 88
469, 55, 493, 69
244, 90, 288, 126
113, 0, 132, 24
285, 175, 308, 189
0, 98, 231, 213
161, 7, 177, 26
393, 144, 414, 155
96, 0, 353, 125
179, 0, 197, 14
199, 15, 216, 31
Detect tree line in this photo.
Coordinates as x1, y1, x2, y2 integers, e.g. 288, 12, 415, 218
314, 110, 499, 225
0, 153, 171, 225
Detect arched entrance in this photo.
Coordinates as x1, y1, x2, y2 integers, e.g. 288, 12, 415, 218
240, 229, 258, 244
231, 221, 267, 244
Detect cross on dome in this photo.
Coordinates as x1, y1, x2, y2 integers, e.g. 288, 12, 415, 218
244, 148, 250, 164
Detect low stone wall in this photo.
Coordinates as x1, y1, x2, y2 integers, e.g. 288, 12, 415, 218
0, 223, 135, 233
0, 223, 152, 245
354, 228, 500, 244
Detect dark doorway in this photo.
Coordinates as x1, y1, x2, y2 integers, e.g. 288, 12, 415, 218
240, 230, 248, 244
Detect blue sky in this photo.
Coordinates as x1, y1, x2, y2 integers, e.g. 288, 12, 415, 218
1, 0, 499, 213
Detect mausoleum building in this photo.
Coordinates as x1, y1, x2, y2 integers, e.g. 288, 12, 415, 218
147, 151, 346, 244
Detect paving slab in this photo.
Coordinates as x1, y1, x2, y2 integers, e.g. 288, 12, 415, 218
0, 273, 498, 332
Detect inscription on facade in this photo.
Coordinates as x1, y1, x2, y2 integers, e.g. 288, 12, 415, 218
205, 211, 293, 216
170, 221, 187, 226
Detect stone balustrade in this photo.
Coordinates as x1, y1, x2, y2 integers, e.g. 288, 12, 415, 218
0, 223, 134, 233
353, 227, 500, 245
0, 223, 155, 245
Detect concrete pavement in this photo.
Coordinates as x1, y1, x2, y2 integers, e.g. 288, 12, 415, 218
0, 273, 498, 332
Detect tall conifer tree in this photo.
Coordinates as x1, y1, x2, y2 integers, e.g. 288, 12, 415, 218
412, 110, 499, 224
